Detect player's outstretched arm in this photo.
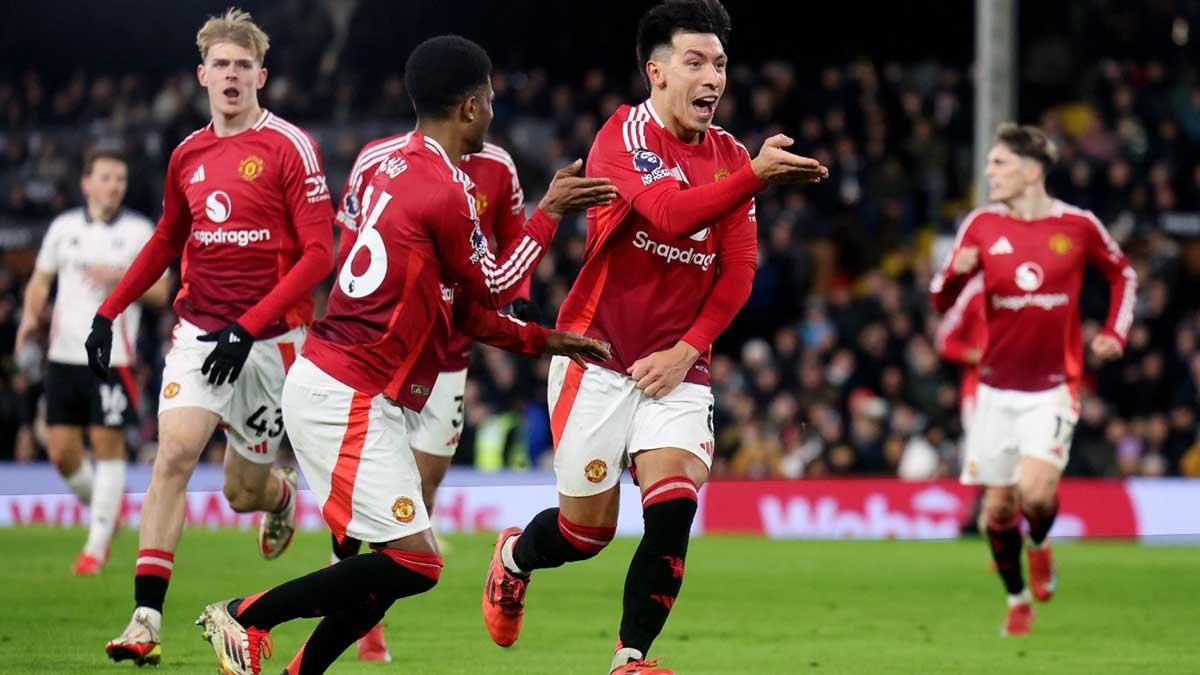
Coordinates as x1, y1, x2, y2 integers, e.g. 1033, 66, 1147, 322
443, 161, 615, 310
452, 295, 611, 368
619, 134, 828, 240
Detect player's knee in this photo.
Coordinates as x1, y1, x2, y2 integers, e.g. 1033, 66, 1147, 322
984, 500, 1018, 526
1019, 489, 1056, 516
378, 549, 443, 597
153, 439, 200, 481
558, 512, 616, 561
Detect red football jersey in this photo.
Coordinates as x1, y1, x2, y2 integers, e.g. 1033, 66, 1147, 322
336, 136, 527, 372
557, 101, 757, 386
99, 110, 334, 338
931, 200, 1137, 394
935, 272, 986, 406
305, 132, 554, 397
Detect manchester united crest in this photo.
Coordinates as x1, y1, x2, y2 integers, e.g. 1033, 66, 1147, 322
584, 459, 608, 484
239, 155, 265, 181
163, 382, 181, 399
392, 496, 416, 523
1049, 233, 1072, 255
475, 191, 489, 217
714, 168, 731, 182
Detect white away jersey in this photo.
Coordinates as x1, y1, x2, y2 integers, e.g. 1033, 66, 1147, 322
35, 207, 155, 366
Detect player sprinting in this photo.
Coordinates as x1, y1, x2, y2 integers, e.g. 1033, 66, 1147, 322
479, 2, 829, 673
193, 35, 615, 675
930, 123, 1136, 636
935, 272, 986, 430
327, 132, 530, 662
86, 9, 335, 665
15, 150, 169, 577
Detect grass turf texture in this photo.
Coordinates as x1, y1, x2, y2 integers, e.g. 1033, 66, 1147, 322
1, 528, 1196, 674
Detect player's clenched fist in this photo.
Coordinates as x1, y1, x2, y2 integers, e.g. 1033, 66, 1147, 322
543, 331, 612, 369
537, 159, 620, 221
951, 246, 980, 275
750, 134, 829, 185
1090, 333, 1124, 361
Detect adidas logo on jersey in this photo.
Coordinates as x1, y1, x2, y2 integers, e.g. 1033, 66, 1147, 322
189, 165, 206, 184
988, 236, 1014, 255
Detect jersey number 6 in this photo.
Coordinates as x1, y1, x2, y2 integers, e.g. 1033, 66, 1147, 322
338, 184, 393, 298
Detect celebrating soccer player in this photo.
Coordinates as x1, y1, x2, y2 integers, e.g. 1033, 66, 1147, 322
89, 9, 335, 665
479, 2, 829, 673
194, 35, 614, 675
16, 150, 169, 577
325, 131, 534, 662
930, 123, 1137, 636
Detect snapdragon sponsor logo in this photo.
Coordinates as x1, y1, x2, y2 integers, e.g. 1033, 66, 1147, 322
633, 230, 716, 270
193, 227, 272, 247
990, 293, 1069, 311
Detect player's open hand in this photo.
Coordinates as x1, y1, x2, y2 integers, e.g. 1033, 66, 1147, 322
198, 322, 255, 386
1090, 333, 1124, 362
543, 330, 611, 369
951, 246, 980, 275
84, 315, 113, 379
538, 159, 619, 221
628, 340, 701, 400
750, 134, 829, 185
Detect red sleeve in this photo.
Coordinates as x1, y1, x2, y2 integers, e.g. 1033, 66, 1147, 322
929, 216, 983, 314
451, 292, 547, 356
589, 121, 764, 239
98, 150, 191, 320
1081, 211, 1138, 346
935, 274, 986, 365
236, 135, 334, 336
433, 183, 555, 310
488, 162, 531, 300
680, 210, 757, 353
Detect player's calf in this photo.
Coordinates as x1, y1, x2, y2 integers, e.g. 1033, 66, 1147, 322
618, 476, 698, 658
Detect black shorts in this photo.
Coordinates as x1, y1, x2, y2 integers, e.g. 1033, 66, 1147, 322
44, 362, 140, 429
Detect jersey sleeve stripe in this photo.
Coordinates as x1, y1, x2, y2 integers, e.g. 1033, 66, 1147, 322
265, 116, 319, 175
481, 237, 535, 274
934, 272, 984, 348
348, 135, 413, 196
486, 242, 542, 292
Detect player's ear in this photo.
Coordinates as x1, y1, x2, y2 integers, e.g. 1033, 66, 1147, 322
256, 66, 268, 89
462, 95, 479, 124
196, 64, 208, 88
645, 60, 666, 89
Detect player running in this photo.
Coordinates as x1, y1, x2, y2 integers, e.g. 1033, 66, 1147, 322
15, 150, 169, 577
479, 2, 829, 673
194, 35, 614, 675
930, 123, 1137, 636
327, 132, 531, 662
87, 9, 335, 666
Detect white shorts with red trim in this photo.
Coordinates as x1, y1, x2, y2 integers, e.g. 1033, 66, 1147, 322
158, 320, 303, 464
961, 383, 1078, 486
282, 355, 431, 544
401, 368, 467, 458
546, 356, 715, 498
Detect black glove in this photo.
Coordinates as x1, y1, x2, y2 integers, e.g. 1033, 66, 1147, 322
197, 322, 255, 386
85, 315, 114, 379
509, 298, 543, 325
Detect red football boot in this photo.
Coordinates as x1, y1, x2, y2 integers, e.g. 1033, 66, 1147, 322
482, 527, 529, 647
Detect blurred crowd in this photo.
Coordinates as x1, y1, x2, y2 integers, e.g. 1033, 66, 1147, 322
2, 3, 1200, 480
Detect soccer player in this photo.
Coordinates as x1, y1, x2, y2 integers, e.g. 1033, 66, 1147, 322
194, 35, 615, 675
930, 123, 1137, 636
935, 271, 986, 429
328, 132, 530, 662
15, 150, 169, 576
86, 9, 335, 665
479, 2, 830, 673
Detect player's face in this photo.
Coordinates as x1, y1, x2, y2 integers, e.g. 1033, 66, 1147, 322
653, 32, 727, 137
81, 158, 128, 216
197, 42, 267, 119
985, 143, 1039, 202
462, 80, 495, 155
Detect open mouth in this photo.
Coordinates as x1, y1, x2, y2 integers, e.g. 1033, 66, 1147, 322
223, 87, 240, 102
692, 95, 718, 119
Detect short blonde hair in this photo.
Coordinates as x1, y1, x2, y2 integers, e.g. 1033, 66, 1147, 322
196, 8, 270, 64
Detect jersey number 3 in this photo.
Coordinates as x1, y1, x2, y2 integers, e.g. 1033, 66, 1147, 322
338, 184, 393, 298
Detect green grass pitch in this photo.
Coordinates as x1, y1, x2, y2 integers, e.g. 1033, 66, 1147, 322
1, 528, 1197, 674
